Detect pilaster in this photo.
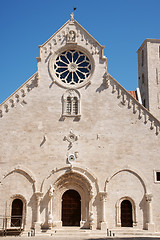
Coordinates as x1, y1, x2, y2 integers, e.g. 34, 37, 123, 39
145, 194, 155, 232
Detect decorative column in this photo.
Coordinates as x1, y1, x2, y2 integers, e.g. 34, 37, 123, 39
145, 194, 155, 232
34, 192, 43, 232
99, 192, 107, 231
89, 190, 94, 230
48, 184, 54, 230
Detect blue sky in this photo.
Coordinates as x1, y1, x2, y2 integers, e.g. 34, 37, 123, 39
0, 0, 160, 103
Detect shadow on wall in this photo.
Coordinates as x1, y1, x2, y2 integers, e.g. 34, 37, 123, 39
139, 194, 148, 230
40, 190, 50, 229
28, 194, 37, 228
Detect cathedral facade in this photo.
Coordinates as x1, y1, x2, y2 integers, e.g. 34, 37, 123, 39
0, 14, 160, 236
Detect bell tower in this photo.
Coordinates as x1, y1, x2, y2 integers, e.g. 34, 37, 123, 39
137, 39, 160, 120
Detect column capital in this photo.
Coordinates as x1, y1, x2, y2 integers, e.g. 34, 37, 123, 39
145, 193, 153, 203
99, 192, 107, 201
35, 192, 43, 201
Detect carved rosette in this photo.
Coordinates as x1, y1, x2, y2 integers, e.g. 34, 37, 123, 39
63, 130, 78, 150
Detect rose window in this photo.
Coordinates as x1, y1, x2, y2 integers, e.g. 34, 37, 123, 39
54, 50, 92, 85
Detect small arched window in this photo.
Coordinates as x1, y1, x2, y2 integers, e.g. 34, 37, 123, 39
66, 97, 72, 115
62, 90, 80, 117
72, 97, 78, 115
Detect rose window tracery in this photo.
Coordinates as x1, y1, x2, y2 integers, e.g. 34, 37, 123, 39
54, 50, 92, 85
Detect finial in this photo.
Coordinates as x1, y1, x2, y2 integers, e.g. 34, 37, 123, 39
70, 12, 74, 21
70, 7, 76, 21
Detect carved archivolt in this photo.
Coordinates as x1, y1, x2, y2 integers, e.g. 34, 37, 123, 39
41, 165, 99, 194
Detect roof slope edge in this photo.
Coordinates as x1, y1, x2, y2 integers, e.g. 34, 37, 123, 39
40, 19, 104, 49
107, 73, 160, 135
0, 72, 38, 117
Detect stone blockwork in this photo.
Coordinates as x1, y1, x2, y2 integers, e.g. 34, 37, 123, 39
0, 15, 160, 236
137, 39, 160, 120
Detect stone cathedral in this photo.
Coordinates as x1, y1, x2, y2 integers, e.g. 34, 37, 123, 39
0, 14, 160, 237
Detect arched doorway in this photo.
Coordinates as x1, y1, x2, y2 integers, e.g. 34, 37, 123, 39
62, 189, 81, 226
121, 200, 133, 227
11, 199, 23, 227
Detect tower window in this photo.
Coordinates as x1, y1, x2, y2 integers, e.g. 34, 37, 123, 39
142, 74, 145, 84
154, 171, 160, 183
142, 50, 144, 67
142, 98, 146, 107
159, 46, 160, 58
156, 172, 160, 181
156, 172, 160, 182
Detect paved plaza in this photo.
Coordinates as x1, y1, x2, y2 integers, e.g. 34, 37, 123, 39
1, 237, 160, 240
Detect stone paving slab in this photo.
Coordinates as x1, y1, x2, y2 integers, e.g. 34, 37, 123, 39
1, 237, 160, 240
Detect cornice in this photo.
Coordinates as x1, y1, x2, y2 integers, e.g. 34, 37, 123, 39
137, 38, 160, 53
0, 72, 38, 118
106, 73, 160, 135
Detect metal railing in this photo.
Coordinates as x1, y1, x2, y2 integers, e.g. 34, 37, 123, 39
0, 215, 23, 236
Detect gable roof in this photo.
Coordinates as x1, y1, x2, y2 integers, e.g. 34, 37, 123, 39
40, 19, 104, 49
0, 18, 160, 136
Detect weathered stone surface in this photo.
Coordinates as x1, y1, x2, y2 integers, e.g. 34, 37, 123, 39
0, 15, 160, 237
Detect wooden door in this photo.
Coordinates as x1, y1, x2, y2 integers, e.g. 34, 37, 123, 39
62, 190, 81, 226
11, 199, 23, 227
121, 200, 133, 227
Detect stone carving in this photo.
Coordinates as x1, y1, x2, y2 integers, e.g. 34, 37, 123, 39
67, 30, 76, 43
109, 77, 160, 135
89, 211, 94, 229
70, 12, 74, 21
63, 130, 78, 150
0, 73, 38, 118
145, 194, 153, 203
49, 184, 54, 197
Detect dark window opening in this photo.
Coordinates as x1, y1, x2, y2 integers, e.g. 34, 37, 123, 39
73, 97, 78, 115
142, 50, 144, 67
66, 97, 72, 115
142, 98, 146, 107
142, 73, 145, 84
156, 172, 160, 181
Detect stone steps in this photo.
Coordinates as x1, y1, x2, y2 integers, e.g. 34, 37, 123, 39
111, 228, 160, 237
22, 228, 160, 238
